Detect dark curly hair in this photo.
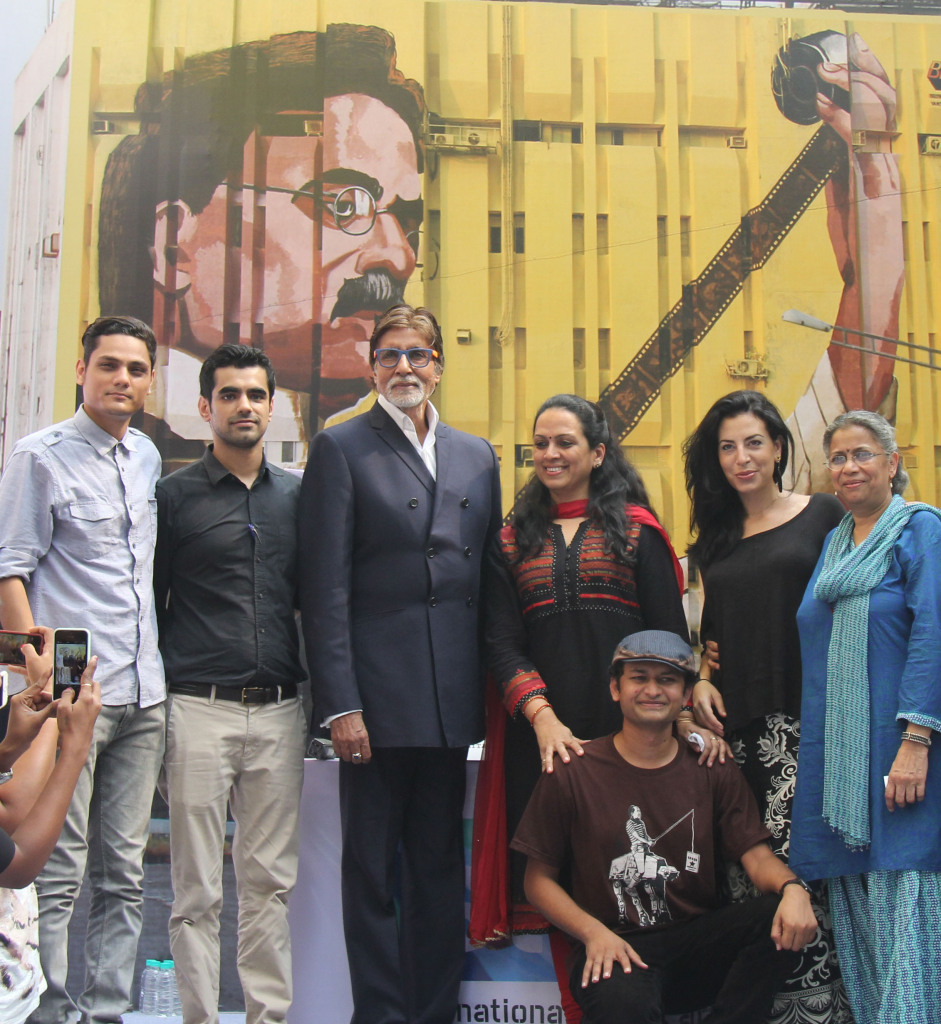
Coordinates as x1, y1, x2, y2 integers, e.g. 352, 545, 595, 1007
510, 394, 653, 565
683, 390, 793, 571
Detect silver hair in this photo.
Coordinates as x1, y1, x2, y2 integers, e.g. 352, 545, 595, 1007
823, 410, 909, 495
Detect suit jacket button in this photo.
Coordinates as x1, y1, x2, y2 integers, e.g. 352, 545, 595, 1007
429, 596, 438, 607
466, 596, 474, 607
464, 547, 472, 557
460, 497, 470, 507
408, 498, 419, 508
427, 547, 437, 558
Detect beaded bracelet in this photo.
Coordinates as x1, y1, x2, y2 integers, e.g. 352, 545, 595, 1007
530, 702, 554, 725
901, 731, 932, 747
517, 690, 548, 719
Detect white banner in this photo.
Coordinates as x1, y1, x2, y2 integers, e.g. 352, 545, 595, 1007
287, 760, 563, 1024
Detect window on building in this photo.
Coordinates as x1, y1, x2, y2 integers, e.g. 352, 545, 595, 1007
597, 214, 609, 256
514, 213, 525, 254
513, 121, 541, 142
573, 214, 585, 255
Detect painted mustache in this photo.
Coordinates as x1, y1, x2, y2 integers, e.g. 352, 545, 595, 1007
330, 269, 406, 322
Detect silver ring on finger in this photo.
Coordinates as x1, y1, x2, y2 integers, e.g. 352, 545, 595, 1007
352, 752, 363, 762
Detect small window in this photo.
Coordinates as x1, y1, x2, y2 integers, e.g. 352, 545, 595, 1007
514, 214, 525, 254
515, 445, 534, 468
549, 124, 582, 144
489, 212, 501, 254
597, 127, 625, 146
573, 214, 585, 255
513, 121, 541, 142
596, 214, 609, 257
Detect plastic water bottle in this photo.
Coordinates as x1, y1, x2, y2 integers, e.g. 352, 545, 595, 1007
155, 961, 171, 1016
138, 959, 161, 1014
162, 960, 183, 1016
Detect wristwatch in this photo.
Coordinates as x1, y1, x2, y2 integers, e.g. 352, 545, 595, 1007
779, 877, 812, 898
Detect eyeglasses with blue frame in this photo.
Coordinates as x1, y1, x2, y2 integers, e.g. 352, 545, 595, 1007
373, 347, 440, 369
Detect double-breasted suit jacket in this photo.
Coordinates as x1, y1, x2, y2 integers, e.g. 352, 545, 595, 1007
299, 401, 503, 747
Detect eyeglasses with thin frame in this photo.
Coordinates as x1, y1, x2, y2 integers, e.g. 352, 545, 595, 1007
236, 182, 423, 244
374, 347, 439, 369
825, 448, 889, 469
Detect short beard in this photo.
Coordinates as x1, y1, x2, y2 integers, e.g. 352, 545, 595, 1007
383, 377, 429, 410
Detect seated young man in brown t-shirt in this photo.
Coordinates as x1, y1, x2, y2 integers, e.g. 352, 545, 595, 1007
511, 630, 817, 1024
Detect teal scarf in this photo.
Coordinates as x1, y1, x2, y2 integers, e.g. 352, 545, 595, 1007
814, 495, 941, 848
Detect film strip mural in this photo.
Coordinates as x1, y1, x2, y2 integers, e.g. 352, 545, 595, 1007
599, 124, 848, 442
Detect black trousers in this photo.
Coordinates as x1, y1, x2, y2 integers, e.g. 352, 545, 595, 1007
571, 895, 801, 1024
339, 747, 468, 1024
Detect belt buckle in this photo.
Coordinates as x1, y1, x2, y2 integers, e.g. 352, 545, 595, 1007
241, 686, 268, 704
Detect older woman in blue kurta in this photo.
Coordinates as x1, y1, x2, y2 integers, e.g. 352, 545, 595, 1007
791, 411, 941, 1024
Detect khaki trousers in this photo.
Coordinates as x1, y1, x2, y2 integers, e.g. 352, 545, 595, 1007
164, 692, 305, 1024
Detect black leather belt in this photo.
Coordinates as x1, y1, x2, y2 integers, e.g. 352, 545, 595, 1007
168, 682, 298, 704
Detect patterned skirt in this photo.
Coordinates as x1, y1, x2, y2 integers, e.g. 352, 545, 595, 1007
725, 713, 854, 1024
830, 870, 941, 1024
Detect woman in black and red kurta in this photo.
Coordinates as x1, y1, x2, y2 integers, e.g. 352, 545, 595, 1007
470, 395, 688, 961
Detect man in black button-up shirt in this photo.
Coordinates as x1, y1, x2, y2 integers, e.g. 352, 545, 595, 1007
154, 344, 305, 1024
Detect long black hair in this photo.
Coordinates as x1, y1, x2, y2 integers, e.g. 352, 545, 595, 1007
683, 390, 793, 571
510, 394, 653, 564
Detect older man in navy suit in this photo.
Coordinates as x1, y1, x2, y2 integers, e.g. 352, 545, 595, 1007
299, 304, 502, 1024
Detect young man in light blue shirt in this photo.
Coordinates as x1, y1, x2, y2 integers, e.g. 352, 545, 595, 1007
0, 316, 166, 1024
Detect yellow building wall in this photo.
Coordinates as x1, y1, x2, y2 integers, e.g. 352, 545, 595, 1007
51, 0, 941, 544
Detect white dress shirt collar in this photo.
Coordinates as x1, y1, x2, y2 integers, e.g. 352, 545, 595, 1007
376, 393, 439, 480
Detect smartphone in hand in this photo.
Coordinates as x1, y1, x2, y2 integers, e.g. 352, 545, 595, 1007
53, 629, 92, 701
0, 630, 43, 667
